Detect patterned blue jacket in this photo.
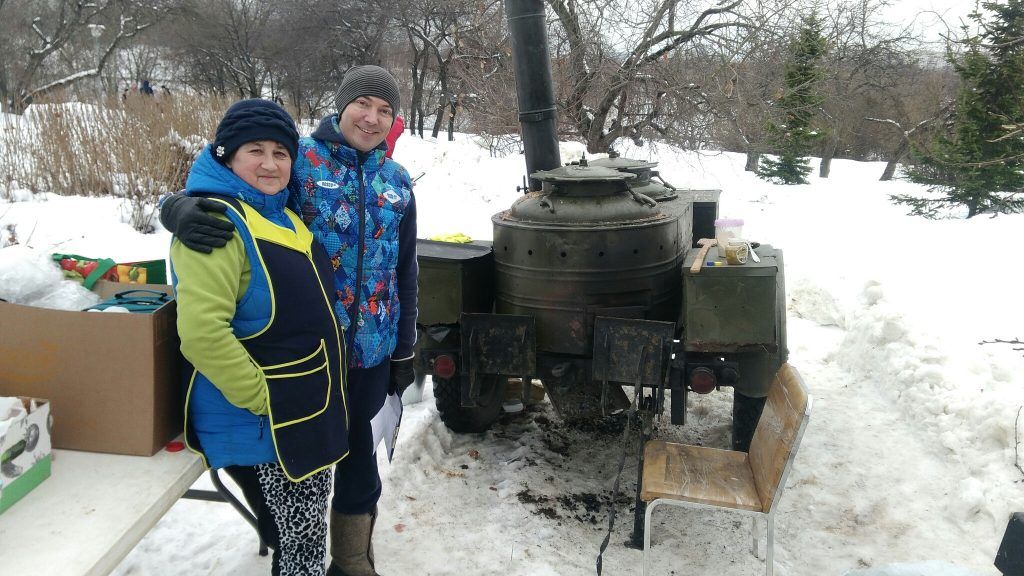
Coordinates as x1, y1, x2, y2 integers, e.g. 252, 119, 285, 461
291, 115, 418, 368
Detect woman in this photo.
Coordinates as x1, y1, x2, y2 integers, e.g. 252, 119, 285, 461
171, 99, 349, 576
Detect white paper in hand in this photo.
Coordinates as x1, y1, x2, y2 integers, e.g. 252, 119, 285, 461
370, 392, 403, 462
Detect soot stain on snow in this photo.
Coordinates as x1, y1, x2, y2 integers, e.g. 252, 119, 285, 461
488, 394, 732, 529
556, 492, 631, 524
516, 486, 632, 525
516, 487, 562, 520
501, 404, 639, 526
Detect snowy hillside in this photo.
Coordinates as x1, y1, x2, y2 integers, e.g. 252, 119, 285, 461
1, 132, 1021, 575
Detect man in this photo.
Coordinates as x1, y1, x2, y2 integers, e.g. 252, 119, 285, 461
161, 65, 417, 576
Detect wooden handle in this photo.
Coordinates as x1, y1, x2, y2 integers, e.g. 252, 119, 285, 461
689, 239, 717, 274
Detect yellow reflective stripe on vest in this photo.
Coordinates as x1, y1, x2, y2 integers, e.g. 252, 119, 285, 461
237, 202, 313, 254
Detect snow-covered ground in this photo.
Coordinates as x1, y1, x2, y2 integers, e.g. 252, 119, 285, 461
1, 131, 1021, 576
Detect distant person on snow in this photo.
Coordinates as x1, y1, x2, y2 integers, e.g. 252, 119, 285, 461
140, 80, 154, 96
161, 65, 418, 576
170, 99, 349, 576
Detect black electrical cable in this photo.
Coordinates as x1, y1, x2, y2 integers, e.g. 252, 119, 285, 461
596, 383, 641, 575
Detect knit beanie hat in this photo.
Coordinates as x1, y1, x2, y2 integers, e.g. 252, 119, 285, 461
334, 65, 401, 115
212, 99, 299, 164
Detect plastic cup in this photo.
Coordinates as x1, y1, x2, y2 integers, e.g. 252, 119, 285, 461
724, 239, 749, 264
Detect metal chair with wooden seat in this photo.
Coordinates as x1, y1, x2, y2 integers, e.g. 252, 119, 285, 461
641, 363, 811, 576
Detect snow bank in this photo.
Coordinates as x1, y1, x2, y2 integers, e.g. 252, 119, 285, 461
3, 131, 1019, 574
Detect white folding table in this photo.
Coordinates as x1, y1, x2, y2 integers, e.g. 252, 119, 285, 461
0, 447, 204, 576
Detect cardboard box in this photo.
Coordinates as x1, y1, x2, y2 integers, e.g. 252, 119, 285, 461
0, 397, 52, 515
0, 281, 182, 456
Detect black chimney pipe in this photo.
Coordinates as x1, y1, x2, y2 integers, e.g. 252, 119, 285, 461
505, 0, 561, 191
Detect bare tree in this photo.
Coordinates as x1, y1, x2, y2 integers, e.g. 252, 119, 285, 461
396, 0, 498, 139
272, 0, 394, 122
832, 32, 959, 179
545, 0, 754, 153
0, 0, 174, 112
866, 115, 940, 180
168, 0, 284, 99
446, 5, 519, 144
166, 0, 394, 119
118, 45, 161, 92
699, 8, 791, 169
814, 0, 916, 177
406, 28, 431, 136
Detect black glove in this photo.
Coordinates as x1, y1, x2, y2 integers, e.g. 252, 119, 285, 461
388, 356, 416, 396
160, 194, 235, 254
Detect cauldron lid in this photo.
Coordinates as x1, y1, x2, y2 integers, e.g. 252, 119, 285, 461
589, 156, 658, 171
531, 164, 635, 183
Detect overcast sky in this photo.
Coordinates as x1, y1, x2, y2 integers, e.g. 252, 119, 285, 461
879, 0, 979, 41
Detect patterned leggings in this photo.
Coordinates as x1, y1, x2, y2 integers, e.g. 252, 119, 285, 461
225, 463, 332, 576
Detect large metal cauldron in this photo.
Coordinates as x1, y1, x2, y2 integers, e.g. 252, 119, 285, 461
491, 162, 684, 355
589, 154, 694, 253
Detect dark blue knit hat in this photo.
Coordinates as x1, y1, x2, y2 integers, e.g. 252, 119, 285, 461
213, 99, 299, 164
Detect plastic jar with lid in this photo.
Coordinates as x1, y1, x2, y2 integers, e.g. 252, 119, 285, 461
714, 218, 744, 257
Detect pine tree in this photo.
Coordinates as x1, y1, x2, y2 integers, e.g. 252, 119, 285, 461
897, 1, 1024, 218
758, 11, 828, 185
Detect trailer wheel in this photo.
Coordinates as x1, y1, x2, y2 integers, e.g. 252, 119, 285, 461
434, 375, 506, 433
732, 391, 766, 452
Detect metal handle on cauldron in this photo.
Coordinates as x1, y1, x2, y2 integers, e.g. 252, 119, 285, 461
538, 195, 555, 213
651, 170, 677, 191
627, 188, 657, 208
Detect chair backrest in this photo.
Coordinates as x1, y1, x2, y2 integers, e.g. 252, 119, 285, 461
748, 363, 811, 512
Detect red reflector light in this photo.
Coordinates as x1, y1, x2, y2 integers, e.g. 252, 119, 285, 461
433, 355, 457, 379
689, 367, 716, 394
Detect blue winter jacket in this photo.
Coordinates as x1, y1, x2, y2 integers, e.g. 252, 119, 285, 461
291, 115, 418, 368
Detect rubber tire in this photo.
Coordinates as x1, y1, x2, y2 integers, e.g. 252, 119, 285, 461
732, 391, 766, 452
434, 375, 506, 433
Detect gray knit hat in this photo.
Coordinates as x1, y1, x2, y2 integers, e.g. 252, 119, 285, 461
334, 65, 400, 115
